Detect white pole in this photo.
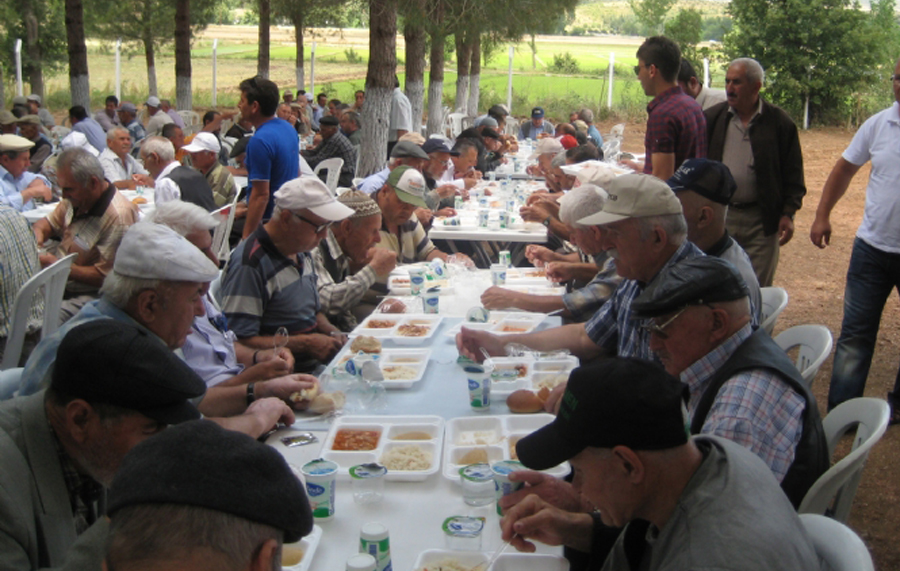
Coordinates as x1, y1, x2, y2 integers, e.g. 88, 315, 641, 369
506, 45, 514, 113
703, 58, 710, 88
212, 39, 218, 107
803, 94, 809, 130
310, 42, 317, 97
607, 52, 614, 109
115, 38, 122, 101
14, 39, 23, 97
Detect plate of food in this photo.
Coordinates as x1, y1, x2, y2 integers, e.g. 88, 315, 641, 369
351, 314, 443, 345
413, 550, 569, 571
388, 275, 454, 296
488, 355, 578, 398
327, 342, 432, 389
281, 524, 322, 571
319, 415, 444, 482
445, 312, 548, 339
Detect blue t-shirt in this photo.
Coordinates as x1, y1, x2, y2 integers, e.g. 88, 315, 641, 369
246, 118, 299, 219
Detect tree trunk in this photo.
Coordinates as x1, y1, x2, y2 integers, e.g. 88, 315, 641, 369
24, 8, 43, 98
425, 3, 445, 137
142, 9, 157, 97
174, 0, 192, 110
358, 0, 397, 177
467, 32, 480, 117
258, 0, 270, 78
292, 13, 305, 92
64, 0, 90, 109
404, 20, 426, 136
454, 31, 470, 113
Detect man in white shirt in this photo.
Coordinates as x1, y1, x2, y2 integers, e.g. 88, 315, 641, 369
0, 134, 52, 212
388, 76, 412, 156
99, 127, 151, 189
139, 137, 215, 211
145, 96, 174, 138
437, 139, 481, 192
94, 95, 121, 132
678, 59, 727, 111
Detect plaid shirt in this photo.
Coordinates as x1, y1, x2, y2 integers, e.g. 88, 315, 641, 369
0, 206, 42, 338
680, 323, 805, 482
301, 131, 357, 187
561, 253, 622, 322
50, 426, 102, 535
644, 85, 707, 174
313, 229, 378, 331
584, 241, 702, 360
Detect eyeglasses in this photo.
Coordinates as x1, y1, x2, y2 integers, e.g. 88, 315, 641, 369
640, 306, 688, 339
291, 211, 332, 233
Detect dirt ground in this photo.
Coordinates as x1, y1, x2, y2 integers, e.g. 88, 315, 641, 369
608, 121, 899, 569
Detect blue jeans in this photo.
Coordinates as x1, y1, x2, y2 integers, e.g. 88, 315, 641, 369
828, 238, 900, 410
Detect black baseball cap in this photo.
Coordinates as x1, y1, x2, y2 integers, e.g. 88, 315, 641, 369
108, 420, 314, 543
630, 257, 750, 320
51, 320, 206, 425
421, 138, 460, 156
516, 358, 690, 470
667, 158, 737, 206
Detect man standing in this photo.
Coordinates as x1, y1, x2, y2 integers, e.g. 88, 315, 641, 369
94, 95, 121, 132
26, 95, 55, 128
159, 99, 185, 129
518, 107, 555, 140
99, 127, 151, 189
239, 76, 299, 239
33, 148, 140, 320
388, 76, 412, 156
16, 115, 52, 173
182, 133, 238, 208
811, 57, 900, 414
626, 36, 706, 181
301, 115, 357, 188
353, 89, 365, 112
678, 59, 727, 111
116, 102, 146, 146
145, 96, 174, 138
69, 106, 107, 152
705, 58, 805, 287
0, 134, 52, 211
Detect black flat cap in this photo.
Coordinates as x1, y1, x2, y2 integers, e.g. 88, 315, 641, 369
666, 158, 737, 206
516, 359, 690, 470
319, 115, 339, 126
421, 138, 459, 156
630, 257, 750, 320
52, 320, 206, 425
481, 127, 500, 140
108, 420, 313, 543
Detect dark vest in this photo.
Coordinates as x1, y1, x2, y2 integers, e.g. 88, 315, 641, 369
690, 328, 829, 508
30, 137, 51, 159
163, 165, 216, 211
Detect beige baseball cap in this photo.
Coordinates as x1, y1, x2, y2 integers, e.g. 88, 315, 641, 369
528, 137, 564, 160
274, 177, 355, 222
577, 173, 683, 226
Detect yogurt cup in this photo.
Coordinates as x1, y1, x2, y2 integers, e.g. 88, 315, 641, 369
464, 364, 492, 412
442, 516, 485, 551
408, 267, 426, 296
301, 459, 338, 520
491, 460, 526, 515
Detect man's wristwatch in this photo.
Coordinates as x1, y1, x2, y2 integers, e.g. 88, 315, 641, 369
542, 216, 552, 227
246, 382, 256, 405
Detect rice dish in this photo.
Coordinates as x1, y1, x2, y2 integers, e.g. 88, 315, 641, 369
380, 445, 432, 471
382, 365, 419, 380
456, 430, 500, 446
417, 560, 473, 571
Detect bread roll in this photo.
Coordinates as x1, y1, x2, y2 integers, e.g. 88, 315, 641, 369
308, 391, 346, 414
507, 389, 545, 414
132, 197, 148, 205
350, 335, 382, 354
289, 384, 320, 403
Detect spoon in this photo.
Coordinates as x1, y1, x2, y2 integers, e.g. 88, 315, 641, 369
273, 326, 289, 356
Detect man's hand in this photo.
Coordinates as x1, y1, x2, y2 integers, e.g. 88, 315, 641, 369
300, 333, 343, 362
446, 252, 474, 268
38, 253, 58, 268
778, 215, 795, 246
415, 208, 433, 228
245, 352, 294, 381
132, 173, 154, 187
23, 180, 51, 203
500, 494, 595, 553
255, 347, 296, 371
525, 245, 559, 266
243, 397, 296, 438
543, 383, 567, 414
456, 327, 506, 362
367, 247, 397, 278
519, 204, 552, 223
435, 207, 457, 218
481, 286, 520, 310
619, 158, 644, 172
810, 215, 832, 249
435, 184, 459, 199
258, 374, 319, 409
499, 470, 590, 515
546, 262, 577, 283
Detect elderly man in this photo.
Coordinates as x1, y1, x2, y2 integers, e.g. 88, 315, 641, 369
314, 191, 398, 331
277, 102, 303, 136
518, 107, 555, 140
341, 109, 362, 146
0, 135, 53, 211
98, 127, 151, 189
69, 106, 107, 152
358, 140, 428, 195
159, 99, 185, 129
182, 132, 238, 208
438, 139, 481, 191
500, 358, 820, 571
33, 148, 140, 320
162, 123, 186, 164
16, 115, 52, 172
482, 185, 621, 321
26, 95, 54, 128
94, 95, 121, 132
624, 36, 706, 180
116, 102, 146, 146
220, 178, 354, 370
678, 58, 726, 111
139, 137, 215, 211
106, 420, 313, 571
0, 319, 207, 570
576, 108, 603, 147
421, 138, 463, 211
388, 76, 412, 155
631, 257, 828, 505
0, 204, 41, 365
0, 111, 18, 134
705, 58, 805, 287
144, 96, 174, 138
301, 115, 357, 188
525, 137, 563, 180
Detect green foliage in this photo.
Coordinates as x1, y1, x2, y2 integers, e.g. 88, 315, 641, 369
701, 15, 732, 42
0, 0, 68, 82
86, 0, 222, 52
627, 0, 677, 35
664, 8, 702, 62
344, 47, 364, 64
549, 52, 580, 74
726, 0, 899, 124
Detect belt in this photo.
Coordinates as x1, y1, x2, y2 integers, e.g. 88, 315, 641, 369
729, 201, 758, 210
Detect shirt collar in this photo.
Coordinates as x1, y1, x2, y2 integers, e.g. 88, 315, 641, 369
728, 97, 764, 121
158, 161, 180, 179
679, 323, 754, 408
647, 85, 684, 112
324, 227, 345, 261
77, 183, 117, 219
703, 231, 733, 258
253, 224, 307, 272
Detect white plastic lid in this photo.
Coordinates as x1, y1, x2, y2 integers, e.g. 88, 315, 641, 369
360, 522, 389, 542
346, 553, 376, 571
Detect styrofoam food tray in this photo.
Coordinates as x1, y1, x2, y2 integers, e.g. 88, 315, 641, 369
328, 347, 432, 389
504, 284, 566, 296
412, 549, 569, 571
350, 314, 443, 344
445, 312, 547, 338
320, 415, 444, 482
442, 414, 570, 482
282, 524, 322, 571
388, 275, 455, 296
485, 356, 578, 397
505, 268, 554, 285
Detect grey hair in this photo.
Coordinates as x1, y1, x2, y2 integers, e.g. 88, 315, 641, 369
107, 503, 282, 571
99, 271, 163, 308
147, 201, 219, 237
140, 136, 176, 162
577, 108, 594, 123
550, 150, 567, 169
730, 58, 765, 85
635, 213, 688, 244
560, 185, 608, 229
344, 110, 360, 128
107, 126, 131, 142
56, 148, 105, 187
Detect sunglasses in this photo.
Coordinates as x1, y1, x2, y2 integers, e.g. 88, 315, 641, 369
291, 211, 332, 233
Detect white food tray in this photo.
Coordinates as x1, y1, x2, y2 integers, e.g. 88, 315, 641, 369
442, 414, 570, 482
413, 549, 569, 571
504, 284, 566, 296
485, 356, 578, 397
388, 275, 454, 296
350, 314, 444, 344
505, 268, 554, 285
328, 347, 432, 389
282, 524, 322, 571
445, 312, 547, 339
320, 415, 444, 482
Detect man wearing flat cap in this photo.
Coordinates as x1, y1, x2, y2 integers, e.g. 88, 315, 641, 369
0, 110, 18, 134
16, 115, 52, 173
358, 139, 429, 195
221, 178, 354, 370
0, 319, 207, 570
26, 95, 55, 129
0, 134, 52, 211
116, 102, 146, 147
301, 114, 357, 188
500, 358, 820, 571
105, 420, 313, 571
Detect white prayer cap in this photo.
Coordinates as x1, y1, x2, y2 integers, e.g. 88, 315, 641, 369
114, 223, 219, 282
528, 137, 563, 160
60, 131, 100, 157
182, 132, 221, 154
274, 178, 354, 222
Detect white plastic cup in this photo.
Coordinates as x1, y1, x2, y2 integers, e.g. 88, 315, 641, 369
498, 210, 510, 229
359, 522, 392, 571
408, 267, 426, 296
490, 264, 507, 286
464, 364, 492, 411
301, 458, 338, 520
499, 250, 511, 267
491, 460, 526, 515
422, 288, 440, 314
346, 553, 377, 571
478, 209, 490, 228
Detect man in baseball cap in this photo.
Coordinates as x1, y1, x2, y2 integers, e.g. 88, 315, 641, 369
144, 95, 174, 138
182, 132, 238, 207
220, 177, 354, 371
116, 102, 146, 145
356, 138, 429, 195
301, 114, 357, 188
519, 106, 554, 140
26, 94, 55, 128
500, 358, 820, 571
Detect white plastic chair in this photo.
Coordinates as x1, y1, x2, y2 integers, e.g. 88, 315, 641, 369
799, 514, 875, 571
504, 117, 519, 137
799, 397, 890, 523
314, 157, 344, 195
759, 287, 789, 335
446, 113, 466, 138
178, 110, 201, 134
0, 368, 23, 400
211, 192, 241, 265
209, 271, 223, 305
1, 253, 77, 371
50, 126, 71, 145
774, 325, 834, 387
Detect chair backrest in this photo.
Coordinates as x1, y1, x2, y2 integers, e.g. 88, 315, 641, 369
759, 286, 789, 335
209, 271, 223, 305
447, 113, 466, 138
1, 253, 77, 370
314, 157, 344, 194
504, 117, 519, 137
798, 514, 874, 571
211, 191, 241, 265
178, 110, 200, 126
773, 325, 834, 387
0, 368, 24, 401
799, 398, 890, 523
